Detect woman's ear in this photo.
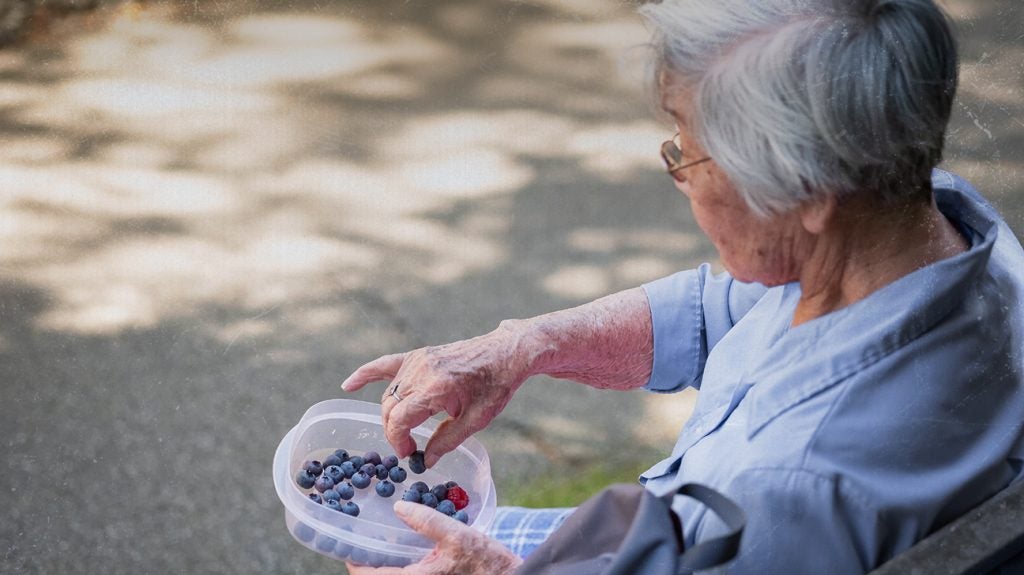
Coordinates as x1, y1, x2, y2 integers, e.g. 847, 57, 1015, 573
799, 194, 837, 235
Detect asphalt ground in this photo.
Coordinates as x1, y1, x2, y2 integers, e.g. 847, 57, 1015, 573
1, 1, 1021, 573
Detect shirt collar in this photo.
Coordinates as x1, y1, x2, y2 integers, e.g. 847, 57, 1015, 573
745, 178, 1000, 439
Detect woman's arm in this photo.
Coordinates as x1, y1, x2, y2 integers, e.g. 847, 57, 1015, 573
341, 287, 653, 466
511, 286, 653, 390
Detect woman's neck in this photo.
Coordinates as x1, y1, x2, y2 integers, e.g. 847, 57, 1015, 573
792, 195, 969, 327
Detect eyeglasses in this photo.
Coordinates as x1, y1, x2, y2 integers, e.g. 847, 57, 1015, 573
661, 133, 711, 183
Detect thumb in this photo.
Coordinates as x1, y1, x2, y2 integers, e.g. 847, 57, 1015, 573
423, 411, 485, 468
341, 353, 405, 392
393, 500, 469, 543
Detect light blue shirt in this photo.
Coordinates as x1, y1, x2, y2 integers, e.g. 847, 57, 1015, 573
640, 170, 1024, 573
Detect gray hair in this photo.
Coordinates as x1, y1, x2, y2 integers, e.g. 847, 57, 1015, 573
639, 0, 959, 216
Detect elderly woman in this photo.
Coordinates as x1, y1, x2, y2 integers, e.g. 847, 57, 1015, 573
343, 0, 1024, 572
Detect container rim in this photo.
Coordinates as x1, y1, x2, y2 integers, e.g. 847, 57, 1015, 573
272, 399, 497, 557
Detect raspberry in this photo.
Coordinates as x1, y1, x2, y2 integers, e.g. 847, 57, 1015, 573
445, 486, 469, 510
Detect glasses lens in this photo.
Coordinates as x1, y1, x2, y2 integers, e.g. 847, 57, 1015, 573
661, 140, 682, 170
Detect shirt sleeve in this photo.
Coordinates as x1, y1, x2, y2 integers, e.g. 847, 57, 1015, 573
641, 264, 768, 393
683, 468, 884, 575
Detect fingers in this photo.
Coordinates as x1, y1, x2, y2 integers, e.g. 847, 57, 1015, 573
342, 353, 406, 392
423, 409, 485, 468
393, 500, 470, 543
385, 393, 436, 458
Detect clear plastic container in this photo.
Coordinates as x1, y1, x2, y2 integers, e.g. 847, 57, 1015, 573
272, 399, 497, 567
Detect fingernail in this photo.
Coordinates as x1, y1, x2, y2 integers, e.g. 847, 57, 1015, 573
394, 501, 413, 517
425, 452, 440, 468
340, 378, 352, 392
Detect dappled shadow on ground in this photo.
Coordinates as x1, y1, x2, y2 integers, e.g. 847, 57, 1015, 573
941, 0, 1024, 219
0, 0, 1020, 572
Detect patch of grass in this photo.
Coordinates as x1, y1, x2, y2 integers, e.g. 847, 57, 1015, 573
500, 460, 651, 508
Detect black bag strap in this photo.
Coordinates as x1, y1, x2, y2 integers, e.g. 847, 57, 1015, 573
669, 483, 747, 574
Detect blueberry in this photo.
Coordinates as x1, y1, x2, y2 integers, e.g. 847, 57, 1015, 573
382, 454, 399, 470
367, 551, 387, 568
314, 475, 336, 493
295, 469, 317, 489
316, 535, 338, 552
408, 450, 427, 474
360, 463, 377, 476
323, 489, 341, 502
323, 454, 343, 468
436, 499, 456, 516
430, 484, 448, 501
325, 499, 343, 512
363, 451, 382, 466
308, 492, 323, 504
324, 465, 344, 483
333, 448, 350, 462
453, 510, 469, 524
293, 522, 316, 542
351, 471, 372, 489
445, 480, 459, 489
348, 456, 365, 469
401, 489, 422, 502
409, 481, 429, 494
336, 482, 355, 500
374, 464, 389, 480
375, 479, 396, 498
341, 501, 360, 517
350, 547, 369, 564
302, 460, 324, 476
340, 461, 357, 479
388, 466, 407, 483
334, 541, 353, 559
419, 492, 438, 508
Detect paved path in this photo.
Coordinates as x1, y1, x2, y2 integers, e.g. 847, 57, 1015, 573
1, 1, 1021, 572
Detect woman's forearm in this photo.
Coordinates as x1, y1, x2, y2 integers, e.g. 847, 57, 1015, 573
501, 287, 654, 391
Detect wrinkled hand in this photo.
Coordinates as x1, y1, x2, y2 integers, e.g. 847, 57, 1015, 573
341, 322, 541, 467
346, 501, 521, 575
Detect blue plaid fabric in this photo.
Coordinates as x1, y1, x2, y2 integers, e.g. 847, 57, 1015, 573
486, 506, 576, 559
